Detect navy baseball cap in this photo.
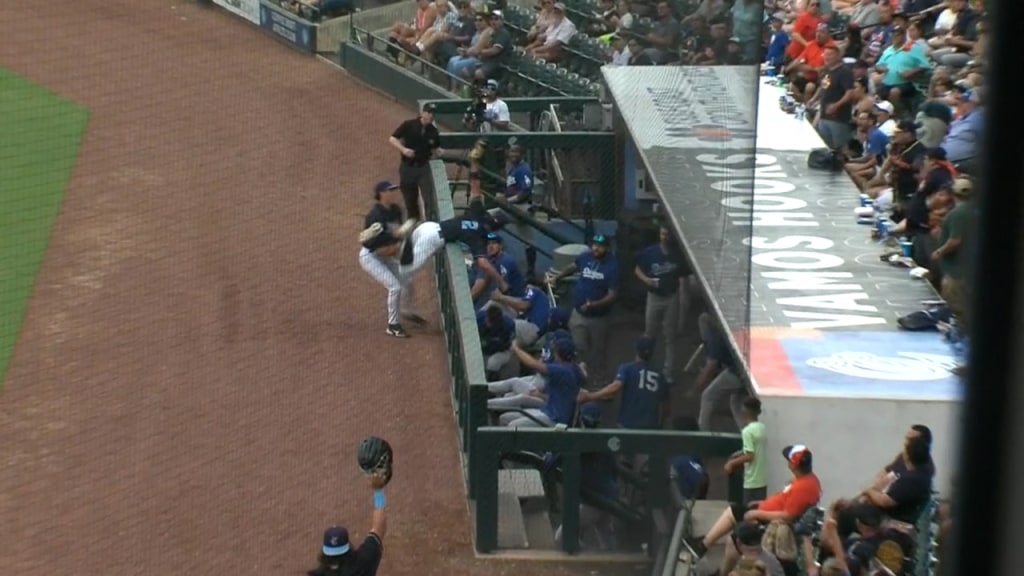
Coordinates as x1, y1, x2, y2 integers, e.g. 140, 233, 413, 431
422, 102, 437, 113
547, 308, 570, 330
635, 335, 655, 356
486, 232, 502, 243
374, 181, 399, 194
322, 526, 351, 557
553, 337, 576, 361
579, 401, 603, 428
592, 234, 610, 246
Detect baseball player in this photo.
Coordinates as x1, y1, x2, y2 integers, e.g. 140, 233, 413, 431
578, 336, 669, 430
307, 471, 388, 576
486, 327, 571, 413
475, 233, 526, 313
358, 181, 419, 338
478, 305, 516, 380
501, 336, 584, 428
398, 192, 506, 293
488, 281, 551, 347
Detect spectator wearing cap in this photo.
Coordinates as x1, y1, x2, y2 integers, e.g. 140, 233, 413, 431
634, 224, 687, 378
473, 11, 513, 81
864, 120, 925, 209
388, 104, 443, 223
445, 12, 494, 79
547, 235, 619, 388
940, 86, 983, 170
784, 0, 822, 63
722, 522, 786, 576
579, 335, 669, 430
478, 79, 510, 132
929, 0, 978, 68
505, 335, 584, 427
811, 44, 856, 150
890, 147, 955, 263
765, 14, 791, 70
871, 24, 930, 113
307, 471, 388, 576
932, 177, 973, 328
685, 445, 822, 567
478, 304, 517, 380
783, 23, 834, 104
695, 312, 746, 432
724, 397, 769, 505
635, 1, 681, 65
527, 2, 578, 62
874, 99, 897, 136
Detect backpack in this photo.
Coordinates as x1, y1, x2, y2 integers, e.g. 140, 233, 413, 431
808, 148, 841, 171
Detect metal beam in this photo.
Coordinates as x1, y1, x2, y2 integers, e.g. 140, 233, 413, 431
420, 97, 600, 115
437, 131, 614, 150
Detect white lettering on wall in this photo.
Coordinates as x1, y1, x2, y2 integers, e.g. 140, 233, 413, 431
707, 154, 887, 329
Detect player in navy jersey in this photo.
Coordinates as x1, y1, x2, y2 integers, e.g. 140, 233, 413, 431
578, 336, 669, 430
634, 225, 687, 378
546, 234, 620, 386
474, 233, 526, 308
499, 145, 534, 206
486, 327, 571, 413
488, 282, 551, 347
503, 337, 584, 428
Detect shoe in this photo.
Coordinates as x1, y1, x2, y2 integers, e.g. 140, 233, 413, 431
684, 536, 707, 559
386, 324, 409, 338
402, 312, 427, 326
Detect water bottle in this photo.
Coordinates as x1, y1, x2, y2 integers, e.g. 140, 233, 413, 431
796, 104, 805, 122
876, 215, 888, 241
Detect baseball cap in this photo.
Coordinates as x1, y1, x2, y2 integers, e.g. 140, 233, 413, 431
422, 102, 437, 113
770, 12, 784, 22
782, 444, 812, 467
374, 180, 399, 194
592, 233, 610, 246
552, 2, 566, 11
635, 335, 655, 356
734, 522, 762, 547
579, 401, 603, 428
322, 526, 351, 557
816, 22, 830, 31
547, 308, 570, 330
489, 9, 503, 18
894, 119, 917, 134
874, 100, 894, 115
553, 337, 576, 361
485, 78, 499, 90
892, 24, 906, 33
728, 36, 740, 43
953, 177, 973, 198
485, 232, 502, 243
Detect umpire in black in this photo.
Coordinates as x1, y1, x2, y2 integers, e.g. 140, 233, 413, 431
388, 102, 443, 222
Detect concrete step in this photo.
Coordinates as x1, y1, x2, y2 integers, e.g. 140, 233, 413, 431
498, 468, 547, 500
689, 500, 730, 537
521, 499, 558, 551
497, 491, 530, 549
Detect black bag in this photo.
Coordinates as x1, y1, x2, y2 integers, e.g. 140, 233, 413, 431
808, 148, 841, 171
897, 305, 952, 331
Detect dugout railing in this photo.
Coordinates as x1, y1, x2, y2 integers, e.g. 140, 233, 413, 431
429, 158, 746, 557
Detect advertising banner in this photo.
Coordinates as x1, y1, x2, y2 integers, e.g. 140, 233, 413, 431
259, 1, 317, 54
213, 0, 261, 25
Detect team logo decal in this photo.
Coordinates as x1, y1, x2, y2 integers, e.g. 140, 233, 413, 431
806, 352, 957, 381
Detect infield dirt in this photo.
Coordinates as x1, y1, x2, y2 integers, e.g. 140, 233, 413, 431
0, 2, 641, 575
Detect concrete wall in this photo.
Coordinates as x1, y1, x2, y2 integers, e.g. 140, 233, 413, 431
761, 394, 961, 502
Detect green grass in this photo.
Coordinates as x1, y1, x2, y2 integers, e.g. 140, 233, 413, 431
0, 67, 89, 393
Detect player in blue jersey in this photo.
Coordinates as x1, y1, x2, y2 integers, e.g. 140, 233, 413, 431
547, 234, 620, 386
488, 282, 551, 347
498, 145, 534, 206
502, 337, 584, 428
579, 336, 669, 429
634, 225, 688, 378
474, 233, 527, 309
487, 327, 571, 413
478, 305, 516, 381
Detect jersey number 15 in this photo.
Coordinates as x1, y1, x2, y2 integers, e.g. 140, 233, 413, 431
637, 369, 660, 392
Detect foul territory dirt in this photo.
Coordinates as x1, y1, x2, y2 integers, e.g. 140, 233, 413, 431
0, 2, 638, 575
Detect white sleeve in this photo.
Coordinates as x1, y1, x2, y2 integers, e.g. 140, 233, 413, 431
554, 19, 577, 44
496, 101, 511, 123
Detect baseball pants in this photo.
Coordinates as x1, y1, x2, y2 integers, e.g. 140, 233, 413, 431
697, 367, 747, 432
487, 374, 545, 411
500, 408, 554, 428
513, 319, 540, 348
359, 247, 403, 326
485, 350, 514, 375
645, 291, 680, 376
400, 221, 447, 279
569, 310, 609, 390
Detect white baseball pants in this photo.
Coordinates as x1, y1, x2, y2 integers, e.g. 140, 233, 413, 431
400, 221, 447, 279
359, 247, 402, 325
487, 374, 545, 411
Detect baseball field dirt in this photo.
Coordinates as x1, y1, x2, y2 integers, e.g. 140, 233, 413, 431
0, 2, 644, 575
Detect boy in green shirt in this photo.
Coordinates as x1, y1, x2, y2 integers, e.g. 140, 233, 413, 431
724, 397, 767, 504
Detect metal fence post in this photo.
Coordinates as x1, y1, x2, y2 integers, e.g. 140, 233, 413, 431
560, 451, 582, 555
474, 432, 500, 553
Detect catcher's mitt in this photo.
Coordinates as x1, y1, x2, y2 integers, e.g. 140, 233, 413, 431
396, 218, 417, 238
357, 436, 394, 486
359, 222, 383, 244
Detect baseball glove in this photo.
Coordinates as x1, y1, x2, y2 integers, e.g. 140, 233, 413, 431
359, 223, 383, 244
357, 436, 394, 486
397, 219, 417, 238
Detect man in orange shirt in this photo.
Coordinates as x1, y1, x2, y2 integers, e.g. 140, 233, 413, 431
784, 23, 836, 102
784, 1, 823, 61
685, 445, 822, 564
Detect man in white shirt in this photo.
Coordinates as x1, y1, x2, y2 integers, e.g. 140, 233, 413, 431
609, 33, 632, 65
527, 2, 578, 62
874, 100, 897, 137
480, 79, 510, 132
